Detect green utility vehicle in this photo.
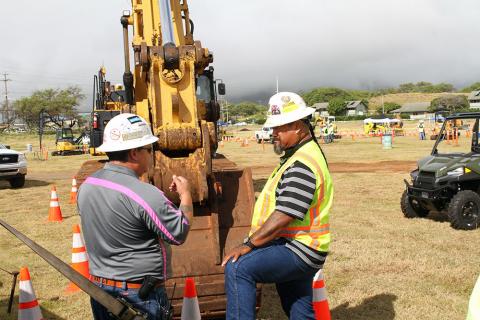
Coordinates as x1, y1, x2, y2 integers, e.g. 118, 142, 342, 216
402, 112, 480, 230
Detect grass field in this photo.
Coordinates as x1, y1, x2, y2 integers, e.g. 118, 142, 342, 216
0, 121, 478, 319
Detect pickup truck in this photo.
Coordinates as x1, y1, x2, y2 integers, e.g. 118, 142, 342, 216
0, 143, 27, 188
255, 127, 274, 143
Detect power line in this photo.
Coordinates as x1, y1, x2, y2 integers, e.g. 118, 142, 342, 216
1, 73, 12, 124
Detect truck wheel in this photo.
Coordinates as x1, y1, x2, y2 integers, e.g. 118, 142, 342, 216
9, 176, 25, 188
401, 190, 429, 218
447, 190, 480, 230
256, 137, 261, 144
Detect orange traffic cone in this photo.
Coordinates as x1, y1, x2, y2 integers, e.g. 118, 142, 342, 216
66, 224, 90, 293
18, 267, 44, 320
69, 177, 78, 204
312, 269, 331, 320
181, 278, 201, 320
48, 186, 63, 222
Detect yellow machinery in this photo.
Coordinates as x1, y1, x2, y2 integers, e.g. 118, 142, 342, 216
363, 118, 403, 136
89, 67, 128, 156
77, 1, 256, 317
313, 113, 337, 132
51, 127, 85, 156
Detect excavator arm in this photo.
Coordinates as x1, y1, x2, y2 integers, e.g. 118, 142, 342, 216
78, 1, 258, 317
121, 0, 218, 204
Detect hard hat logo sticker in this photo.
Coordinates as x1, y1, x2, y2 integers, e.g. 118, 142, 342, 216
271, 105, 281, 115
110, 128, 121, 140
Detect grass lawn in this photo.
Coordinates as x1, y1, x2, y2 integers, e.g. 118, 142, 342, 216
0, 122, 478, 319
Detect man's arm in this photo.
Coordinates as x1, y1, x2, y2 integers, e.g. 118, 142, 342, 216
221, 211, 294, 266
249, 211, 294, 246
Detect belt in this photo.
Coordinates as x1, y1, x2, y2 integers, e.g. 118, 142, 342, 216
90, 276, 164, 290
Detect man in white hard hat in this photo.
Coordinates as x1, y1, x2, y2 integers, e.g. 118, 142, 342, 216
418, 120, 426, 140
77, 113, 193, 319
222, 92, 334, 320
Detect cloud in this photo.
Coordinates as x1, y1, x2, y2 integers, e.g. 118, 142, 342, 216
1, 0, 480, 110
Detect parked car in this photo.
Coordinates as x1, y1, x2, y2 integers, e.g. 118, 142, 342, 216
0, 143, 27, 188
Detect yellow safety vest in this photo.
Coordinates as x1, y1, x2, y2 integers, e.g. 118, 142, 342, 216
467, 276, 480, 320
250, 140, 333, 252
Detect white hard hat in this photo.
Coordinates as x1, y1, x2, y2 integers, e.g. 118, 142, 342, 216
97, 113, 158, 152
264, 92, 315, 128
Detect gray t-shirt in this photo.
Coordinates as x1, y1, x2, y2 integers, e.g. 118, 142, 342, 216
77, 163, 190, 282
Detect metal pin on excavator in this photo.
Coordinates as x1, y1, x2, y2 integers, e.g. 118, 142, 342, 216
77, 0, 258, 317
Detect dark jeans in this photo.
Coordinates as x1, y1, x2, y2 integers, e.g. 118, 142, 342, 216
90, 282, 169, 320
224, 240, 320, 320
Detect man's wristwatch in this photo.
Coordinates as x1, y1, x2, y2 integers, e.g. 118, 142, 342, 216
243, 236, 257, 250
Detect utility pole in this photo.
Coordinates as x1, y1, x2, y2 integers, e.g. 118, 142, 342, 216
1, 73, 12, 125
381, 94, 384, 114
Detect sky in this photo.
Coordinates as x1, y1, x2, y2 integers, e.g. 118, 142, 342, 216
1, 0, 480, 111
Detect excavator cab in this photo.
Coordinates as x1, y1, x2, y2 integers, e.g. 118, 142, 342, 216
55, 128, 75, 144
52, 128, 84, 156
88, 68, 126, 155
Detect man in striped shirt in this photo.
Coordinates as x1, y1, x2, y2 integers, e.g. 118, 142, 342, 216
223, 92, 333, 320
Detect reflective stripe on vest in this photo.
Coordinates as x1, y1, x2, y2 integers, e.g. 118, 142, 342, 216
250, 140, 333, 252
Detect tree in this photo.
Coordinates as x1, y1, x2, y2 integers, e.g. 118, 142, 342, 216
327, 97, 347, 116
376, 102, 401, 114
302, 88, 354, 106
229, 102, 267, 117
398, 82, 454, 93
460, 82, 480, 93
13, 86, 84, 129
429, 95, 469, 113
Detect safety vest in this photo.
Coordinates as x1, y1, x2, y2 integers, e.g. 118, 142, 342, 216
467, 276, 480, 320
250, 140, 333, 252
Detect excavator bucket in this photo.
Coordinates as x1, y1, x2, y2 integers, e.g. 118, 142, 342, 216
75, 155, 259, 318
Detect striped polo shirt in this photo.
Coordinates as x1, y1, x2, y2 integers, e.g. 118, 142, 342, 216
275, 138, 328, 268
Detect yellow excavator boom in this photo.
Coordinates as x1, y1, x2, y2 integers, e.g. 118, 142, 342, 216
78, 1, 257, 317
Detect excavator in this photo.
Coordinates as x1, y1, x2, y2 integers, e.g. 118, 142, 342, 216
89, 67, 127, 156
76, 0, 257, 317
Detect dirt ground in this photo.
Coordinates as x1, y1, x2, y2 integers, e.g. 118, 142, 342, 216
250, 160, 416, 177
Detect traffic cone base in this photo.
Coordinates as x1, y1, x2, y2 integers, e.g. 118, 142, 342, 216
48, 186, 63, 222
18, 267, 44, 320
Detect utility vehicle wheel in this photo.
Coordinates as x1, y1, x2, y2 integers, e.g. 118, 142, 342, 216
256, 137, 261, 144
9, 176, 25, 188
401, 190, 429, 218
447, 190, 480, 230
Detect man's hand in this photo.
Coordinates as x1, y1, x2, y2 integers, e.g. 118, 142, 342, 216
169, 175, 191, 199
221, 245, 252, 267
